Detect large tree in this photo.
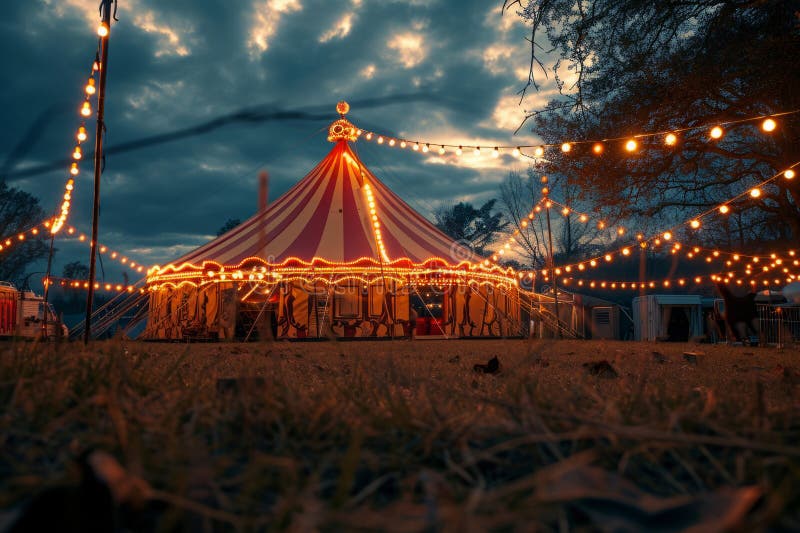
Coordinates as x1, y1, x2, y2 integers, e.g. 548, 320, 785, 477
505, 1, 800, 246
500, 168, 603, 270
0, 181, 49, 284
434, 199, 508, 256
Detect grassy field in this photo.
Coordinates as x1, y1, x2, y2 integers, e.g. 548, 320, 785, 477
1, 338, 799, 531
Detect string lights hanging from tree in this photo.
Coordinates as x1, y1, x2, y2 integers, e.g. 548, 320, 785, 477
494, 161, 800, 280
354, 110, 799, 161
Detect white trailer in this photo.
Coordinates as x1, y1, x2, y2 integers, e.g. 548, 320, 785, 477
0, 282, 67, 340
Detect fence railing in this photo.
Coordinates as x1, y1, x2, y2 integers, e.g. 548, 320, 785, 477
757, 304, 800, 347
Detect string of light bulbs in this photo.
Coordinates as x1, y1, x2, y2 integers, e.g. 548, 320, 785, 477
510, 161, 800, 279
0, 39, 104, 245
355, 109, 800, 160
51, 55, 103, 234
561, 257, 799, 291
561, 272, 796, 291
67, 227, 147, 274
44, 275, 140, 294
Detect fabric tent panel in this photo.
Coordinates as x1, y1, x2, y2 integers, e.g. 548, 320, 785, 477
159, 140, 485, 270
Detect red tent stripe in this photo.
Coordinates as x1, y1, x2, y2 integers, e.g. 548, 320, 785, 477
161, 139, 486, 270
181, 152, 338, 264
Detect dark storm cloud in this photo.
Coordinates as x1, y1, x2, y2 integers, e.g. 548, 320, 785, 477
2, 0, 542, 280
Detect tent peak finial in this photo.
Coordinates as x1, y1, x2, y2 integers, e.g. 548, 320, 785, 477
328, 101, 358, 142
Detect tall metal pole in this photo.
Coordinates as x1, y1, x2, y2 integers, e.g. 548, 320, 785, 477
84, 0, 114, 345
542, 176, 560, 338
42, 226, 56, 339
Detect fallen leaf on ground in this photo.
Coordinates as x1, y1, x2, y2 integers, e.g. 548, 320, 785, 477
652, 351, 669, 364
473, 356, 500, 374
534, 459, 760, 533
583, 360, 618, 378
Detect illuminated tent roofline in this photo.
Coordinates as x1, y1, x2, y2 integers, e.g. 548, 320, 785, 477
145, 101, 520, 290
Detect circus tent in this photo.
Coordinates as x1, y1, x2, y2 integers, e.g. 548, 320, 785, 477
143, 103, 525, 340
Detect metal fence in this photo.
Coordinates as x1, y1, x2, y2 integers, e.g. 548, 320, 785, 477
757, 304, 800, 347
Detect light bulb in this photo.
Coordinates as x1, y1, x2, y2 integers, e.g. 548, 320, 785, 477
85, 78, 96, 95
72, 146, 82, 160
413, 143, 419, 151
750, 187, 761, 198
561, 142, 571, 153
77, 126, 87, 142
422, 144, 430, 153
438, 146, 445, 155
81, 101, 92, 117
97, 23, 109, 37
690, 219, 700, 229
762, 118, 776, 132
492, 147, 499, 158
70, 163, 79, 175
512, 147, 520, 157
534, 146, 544, 157
719, 205, 730, 214
456, 146, 462, 156
665, 133, 677, 146
474, 147, 481, 156
710, 126, 723, 139
785, 169, 795, 179
592, 143, 603, 155
377, 136, 384, 144
624, 139, 638, 152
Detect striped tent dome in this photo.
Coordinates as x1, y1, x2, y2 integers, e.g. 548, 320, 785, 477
143, 103, 523, 342
148, 104, 521, 285
169, 139, 478, 269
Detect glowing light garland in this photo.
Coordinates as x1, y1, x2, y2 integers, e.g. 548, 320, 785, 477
355, 110, 800, 160
501, 162, 800, 280
44, 275, 138, 293
561, 264, 798, 291
62, 225, 147, 273
51, 57, 101, 235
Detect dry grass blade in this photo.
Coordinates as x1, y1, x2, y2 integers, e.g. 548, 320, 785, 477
1, 339, 798, 531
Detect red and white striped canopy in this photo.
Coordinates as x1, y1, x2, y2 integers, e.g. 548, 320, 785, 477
168, 139, 481, 269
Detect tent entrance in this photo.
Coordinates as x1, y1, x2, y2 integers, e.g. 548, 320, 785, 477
236, 301, 277, 341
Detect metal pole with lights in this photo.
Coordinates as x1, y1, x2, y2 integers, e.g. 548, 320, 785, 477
84, 0, 114, 345
542, 176, 560, 339
42, 224, 56, 339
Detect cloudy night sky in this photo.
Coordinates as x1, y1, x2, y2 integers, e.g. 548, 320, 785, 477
2, 0, 568, 281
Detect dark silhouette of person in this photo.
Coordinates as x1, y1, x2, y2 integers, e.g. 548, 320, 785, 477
715, 282, 760, 345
